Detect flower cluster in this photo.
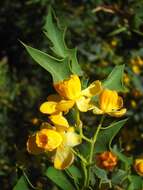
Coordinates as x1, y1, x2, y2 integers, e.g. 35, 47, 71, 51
27, 74, 127, 170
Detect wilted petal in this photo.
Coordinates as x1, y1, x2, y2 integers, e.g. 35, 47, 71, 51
40, 101, 57, 114
27, 135, 44, 155
108, 108, 127, 117
76, 96, 94, 112
81, 80, 102, 97
54, 145, 74, 170
64, 131, 81, 147
49, 113, 69, 131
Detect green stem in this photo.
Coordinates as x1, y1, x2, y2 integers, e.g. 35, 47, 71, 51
71, 148, 87, 164
85, 115, 105, 188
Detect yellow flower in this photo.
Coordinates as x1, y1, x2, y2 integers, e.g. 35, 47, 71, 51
123, 74, 130, 86
36, 128, 63, 151
93, 89, 126, 117
132, 65, 141, 74
54, 75, 102, 112
27, 127, 81, 170
27, 128, 62, 153
40, 95, 72, 130
134, 159, 143, 176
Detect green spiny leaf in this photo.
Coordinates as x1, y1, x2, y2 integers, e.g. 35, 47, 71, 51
95, 118, 128, 153
44, 7, 67, 58
103, 65, 127, 92
44, 7, 83, 76
22, 42, 72, 82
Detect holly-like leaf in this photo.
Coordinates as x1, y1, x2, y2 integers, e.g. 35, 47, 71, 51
103, 65, 127, 92
45, 166, 75, 190
44, 7, 83, 76
22, 43, 72, 82
95, 118, 128, 153
44, 7, 67, 58
13, 176, 28, 190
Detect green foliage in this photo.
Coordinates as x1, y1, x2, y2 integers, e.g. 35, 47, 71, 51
128, 175, 143, 190
22, 43, 72, 82
95, 119, 128, 153
103, 65, 127, 92
46, 167, 75, 190
13, 176, 28, 190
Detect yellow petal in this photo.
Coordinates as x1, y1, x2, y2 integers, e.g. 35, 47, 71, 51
117, 96, 123, 109
108, 108, 127, 117
63, 131, 81, 147
76, 96, 94, 112
82, 80, 102, 97
54, 75, 81, 100
36, 129, 63, 151
57, 99, 75, 112
40, 101, 57, 114
93, 106, 103, 115
27, 135, 44, 155
99, 89, 119, 113
49, 114, 69, 131
54, 145, 74, 170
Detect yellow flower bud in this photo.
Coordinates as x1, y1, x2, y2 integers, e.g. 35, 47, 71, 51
97, 151, 118, 170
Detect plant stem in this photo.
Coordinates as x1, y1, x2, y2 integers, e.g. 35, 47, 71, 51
85, 115, 105, 188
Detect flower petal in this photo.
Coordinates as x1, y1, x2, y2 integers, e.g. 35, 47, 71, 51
36, 129, 63, 151
76, 96, 94, 112
49, 113, 69, 131
93, 106, 103, 115
64, 131, 81, 147
117, 96, 123, 109
40, 101, 57, 114
54, 75, 81, 100
54, 145, 74, 170
57, 99, 75, 112
27, 135, 44, 155
108, 108, 127, 117
81, 80, 102, 97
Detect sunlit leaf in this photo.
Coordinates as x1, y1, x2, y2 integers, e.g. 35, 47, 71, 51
22, 43, 72, 82
44, 7, 83, 76
103, 65, 127, 92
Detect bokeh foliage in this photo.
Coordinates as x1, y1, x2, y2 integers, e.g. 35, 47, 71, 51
1, 0, 143, 189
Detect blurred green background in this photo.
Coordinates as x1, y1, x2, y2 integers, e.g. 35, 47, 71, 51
1, 0, 143, 189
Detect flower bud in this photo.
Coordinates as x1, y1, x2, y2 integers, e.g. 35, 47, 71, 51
97, 151, 117, 170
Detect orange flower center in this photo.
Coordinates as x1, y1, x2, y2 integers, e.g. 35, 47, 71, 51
39, 134, 48, 147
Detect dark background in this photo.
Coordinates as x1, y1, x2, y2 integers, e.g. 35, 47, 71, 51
1, 0, 143, 189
